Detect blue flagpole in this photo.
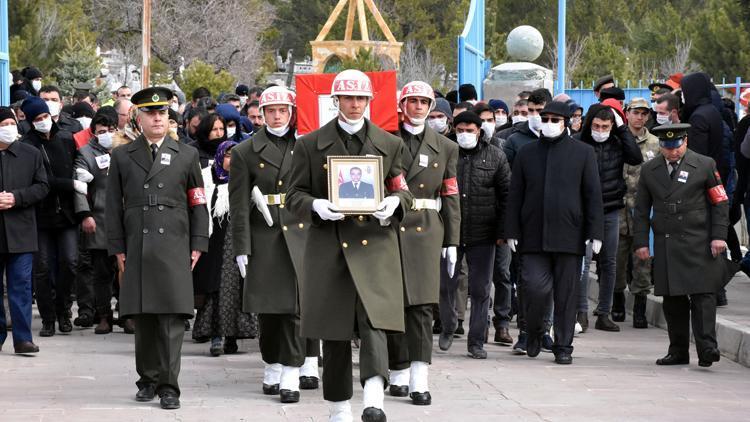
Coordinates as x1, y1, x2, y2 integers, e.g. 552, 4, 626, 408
556, 0, 566, 95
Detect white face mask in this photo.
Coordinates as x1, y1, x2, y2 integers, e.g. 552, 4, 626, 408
512, 115, 528, 125
495, 115, 508, 127
33, 117, 53, 134
528, 115, 542, 131
170, 102, 179, 112
266, 124, 289, 137
541, 122, 564, 138
651, 102, 658, 111
32, 80, 42, 92
169, 127, 178, 137
226, 126, 237, 138
456, 132, 478, 149
656, 114, 670, 125
403, 122, 424, 135
239, 96, 248, 107
406, 114, 427, 126
77, 117, 92, 129
97, 132, 113, 149
428, 117, 448, 133
481, 121, 495, 139
591, 130, 610, 143
45, 101, 61, 117
0, 125, 19, 144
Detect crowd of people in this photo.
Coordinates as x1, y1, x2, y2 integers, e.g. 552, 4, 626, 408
0, 65, 747, 421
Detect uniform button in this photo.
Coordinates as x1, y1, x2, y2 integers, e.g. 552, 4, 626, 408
278, 180, 283, 186
678, 216, 683, 221
143, 183, 149, 189
143, 228, 149, 234
298, 223, 304, 229
259, 163, 265, 168
433, 163, 438, 168
143, 206, 148, 211
323, 164, 328, 170
158, 205, 164, 211
283, 226, 288, 231
158, 228, 164, 234
158, 183, 164, 188
462, 194, 467, 198
361, 240, 368, 246
400, 227, 406, 232
279, 204, 285, 209
342, 242, 348, 248
419, 183, 425, 189
665, 234, 670, 238
677, 199, 682, 204
358, 215, 365, 221
416, 227, 423, 232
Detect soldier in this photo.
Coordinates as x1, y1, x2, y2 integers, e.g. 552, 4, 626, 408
229, 86, 314, 404
386, 81, 460, 406
633, 123, 727, 368
106, 87, 209, 409
286, 69, 413, 422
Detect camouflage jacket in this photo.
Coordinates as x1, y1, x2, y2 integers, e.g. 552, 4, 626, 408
620, 128, 661, 235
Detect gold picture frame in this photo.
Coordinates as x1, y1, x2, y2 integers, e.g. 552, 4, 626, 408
327, 155, 384, 214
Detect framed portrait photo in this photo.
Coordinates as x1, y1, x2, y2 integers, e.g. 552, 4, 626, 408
327, 156, 384, 214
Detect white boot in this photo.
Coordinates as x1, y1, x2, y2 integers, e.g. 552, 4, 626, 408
263, 362, 282, 385
280, 365, 300, 391
388, 367, 410, 387
362, 375, 385, 410
328, 400, 353, 422
409, 361, 429, 393
300, 356, 319, 378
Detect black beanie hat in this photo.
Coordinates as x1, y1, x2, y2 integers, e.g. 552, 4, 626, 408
540, 101, 572, 119
0, 107, 16, 123
453, 111, 483, 128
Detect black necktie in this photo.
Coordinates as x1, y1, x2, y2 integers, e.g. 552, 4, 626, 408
669, 161, 679, 178
151, 143, 159, 161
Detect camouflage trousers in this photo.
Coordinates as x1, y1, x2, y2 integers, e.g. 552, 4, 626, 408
615, 233, 652, 296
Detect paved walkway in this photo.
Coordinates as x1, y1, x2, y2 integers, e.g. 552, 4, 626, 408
1, 307, 749, 421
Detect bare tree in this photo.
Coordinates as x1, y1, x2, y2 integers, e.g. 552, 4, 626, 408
398, 39, 444, 88
545, 35, 589, 85
659, 39, 696, 76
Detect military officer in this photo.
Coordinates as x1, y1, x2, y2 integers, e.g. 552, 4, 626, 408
286, 69, 413, 422
106, 87, 209, 409
386, 81, 460, 406
230, 86, 312, 404
633, 123, 727, 368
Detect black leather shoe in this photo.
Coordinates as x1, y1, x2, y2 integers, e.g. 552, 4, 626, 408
135, 385, 156, 402
656, 353, 690, 366
14, 341, 39, 354
632, 294, 648, 329
389, 384, 408, 397
280, 389, 300, 403
39, 321, 55, 337
262, 383, 280, 395
576, 312, 589, 333
410, 391, 431, 405
432, 319, 442, 334
554, 353, 572, 365
594, 314, 620, 332
123, 318, 135, 334
454, 320, 464, 336
361, 406, 387, 422
468, 345, 487, 359
160, 391, 180, 409
699, 348, 721, 367
223, 337, 239, 354
526, 334, 541, 358
74, 313, 94, 328
611, 292, 626, 322
299, 376, 319, 390
58, 316, 72, 333
438, 332, 453, 351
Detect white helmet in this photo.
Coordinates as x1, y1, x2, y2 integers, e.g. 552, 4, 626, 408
400, 81, 435, 112
331, 69, 373, 98
258, 86, 296, 112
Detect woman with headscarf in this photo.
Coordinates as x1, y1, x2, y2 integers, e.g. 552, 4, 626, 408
190, 113, 227, 169
192, 140, 258, 355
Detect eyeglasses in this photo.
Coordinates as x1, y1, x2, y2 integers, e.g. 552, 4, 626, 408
541, 117, 563, 123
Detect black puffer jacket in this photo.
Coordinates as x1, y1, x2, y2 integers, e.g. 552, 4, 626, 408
681, 72, 727, 179
574, 104, 643, 212
457, 137, 510, 246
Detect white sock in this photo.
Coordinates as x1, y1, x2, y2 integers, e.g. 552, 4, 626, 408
280, 365, 300, 391
388, 367, 410, 387
363, 376, 385, 410
263, 362, 282, 385
409, 361, 429, 393
328, 400, 353, 422
300, 356, 319, 378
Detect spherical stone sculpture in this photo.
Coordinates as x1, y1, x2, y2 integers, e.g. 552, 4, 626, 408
506, 25, 544, 62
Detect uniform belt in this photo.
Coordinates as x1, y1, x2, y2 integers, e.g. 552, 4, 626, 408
653, 202, 705, 214
126, 195, 184, 209
264, 194, 286, 206
412, 198, 439, 211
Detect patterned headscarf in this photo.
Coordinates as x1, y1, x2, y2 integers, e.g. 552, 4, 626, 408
213, 140, 237, 184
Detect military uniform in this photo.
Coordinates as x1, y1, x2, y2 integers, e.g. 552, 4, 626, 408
106, 88, 209, 400
633, 124, 727, 365
286, 118, 413, 402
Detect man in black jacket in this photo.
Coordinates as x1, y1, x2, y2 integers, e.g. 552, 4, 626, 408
21, 96, 85, 337
0, 107, 49, 354
506, 101, 604, 365
680, 73, 727, 181
438, 111, 510, 360
574, 104, 643, 332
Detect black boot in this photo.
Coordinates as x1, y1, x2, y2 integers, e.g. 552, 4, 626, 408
632, 294, 648, 329
611, 291, 626, 322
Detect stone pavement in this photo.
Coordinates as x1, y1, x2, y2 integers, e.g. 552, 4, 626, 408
1, 308, 749, 422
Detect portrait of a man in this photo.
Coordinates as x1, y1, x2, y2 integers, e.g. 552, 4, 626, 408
338, 166, 375, 199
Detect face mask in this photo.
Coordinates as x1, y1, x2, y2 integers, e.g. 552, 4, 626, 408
266, 124, 290, 137
170, 103, 179, 112
651, 102, 658, 110
226, 126, 237, 138
33, 117, 53, 134
591, 130, 610, 143
406, 114, 427, 126
656, 114, 670, 125
97, 132, 113, 149
240, 96, 248, 107
403, 122, 424, 135
169, 127, 178, 137
481, 121, 495, 139
528, 115, 542, 131
0, 125, 18, 144
541, 122, 564, 139
512, 115, 528, 125
428, 117, 448, 133
571, 117, 582, 127
45, 101, 61, 117
456, 132, 478, 149
32, 80, 42, 92
495, 115, 508, 127
77, 117, 92, 129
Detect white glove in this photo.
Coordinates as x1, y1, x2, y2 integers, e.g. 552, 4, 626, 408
586, 239, 603, 254
75, 168, 94, 183
236, 255, 248, 278
441, 246, 458, 278
251, 186, 274, 227
372, 196, 401, 224
73, 180, 88, 195
611, 108, 624, 128
508, 239, 518, 253
312, 199, 345, 221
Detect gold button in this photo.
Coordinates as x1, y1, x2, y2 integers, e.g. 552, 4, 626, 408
259, 163, 265, 168
433, 163, 438, 168
419, 183, 425, 189
298, 223, 304, 229
279, 204, 285, 209
416, 227, 423, 232
342, 242, 348, 248
323, 164, 328, 170
278, 180, 283, 186
358, 215, 365, 221
400, 227, 406, 232
361, 240, 368, 246
283, 226, 288, 231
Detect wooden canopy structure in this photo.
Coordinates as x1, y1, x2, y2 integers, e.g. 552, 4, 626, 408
310, 0, 403, 73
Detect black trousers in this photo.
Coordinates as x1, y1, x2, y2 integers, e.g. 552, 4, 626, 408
134, 314, 185, 396
306, 338, 320, 358
662, 293, 718, 358
387, 304, 433, 371
75, 248, 94, 318
258, 313, 305, 367
91, 249, 115, 319
322, 297, 388, 402
33, 226, 78, 322
521, 253, 581, 356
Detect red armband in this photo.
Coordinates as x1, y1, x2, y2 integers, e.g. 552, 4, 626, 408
188, 188, 207, 207
440, 177, 459, 196
386, 173, 409, 192
708, 185, 728, 205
